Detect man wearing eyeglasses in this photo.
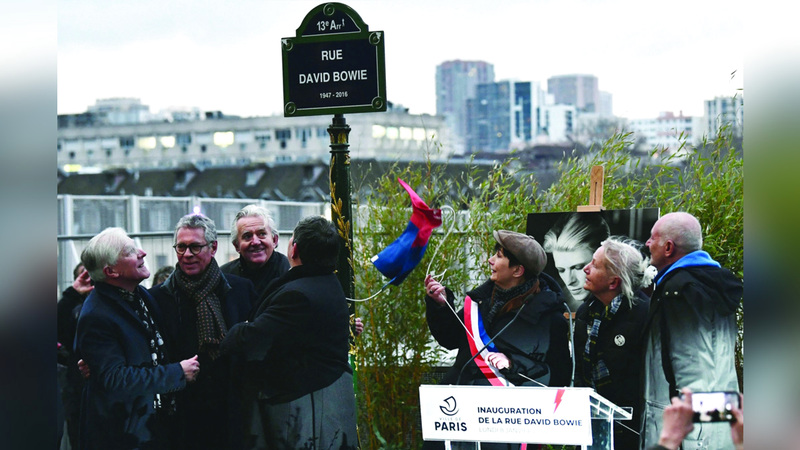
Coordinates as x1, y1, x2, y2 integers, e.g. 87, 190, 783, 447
150, 213, 257, 450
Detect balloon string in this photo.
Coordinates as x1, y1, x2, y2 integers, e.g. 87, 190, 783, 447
346, 279, 393, 302
425, 205, 456, 280
422, 205, 472, 337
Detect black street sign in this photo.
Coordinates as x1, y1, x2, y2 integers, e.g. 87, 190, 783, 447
282, 3, 386, 117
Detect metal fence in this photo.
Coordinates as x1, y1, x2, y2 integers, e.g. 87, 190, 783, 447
57, 195, 328, 294
56, 195, 482, 299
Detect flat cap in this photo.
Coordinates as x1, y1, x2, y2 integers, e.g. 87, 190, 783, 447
493, 230, 547, 276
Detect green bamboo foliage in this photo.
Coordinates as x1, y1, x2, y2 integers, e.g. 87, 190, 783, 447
351, 127, 743, 449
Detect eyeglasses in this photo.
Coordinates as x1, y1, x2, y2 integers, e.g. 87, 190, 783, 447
172, 243, 211, 255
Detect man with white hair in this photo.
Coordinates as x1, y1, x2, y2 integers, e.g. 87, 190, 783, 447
221, 205, 364, 337
640, 212, 742, 449
221, 204, 290, 300
221, 216, 358, 449
75, 227, 199, 450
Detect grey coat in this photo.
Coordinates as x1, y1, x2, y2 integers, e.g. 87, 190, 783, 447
640, 258, 742, 450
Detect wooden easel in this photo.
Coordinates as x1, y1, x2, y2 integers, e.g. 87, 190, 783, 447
564, 165, 605, 322
576, 165, 605, 212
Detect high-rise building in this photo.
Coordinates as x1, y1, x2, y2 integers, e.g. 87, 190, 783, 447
467, 80, 530, 153
465, 80, 562, 153
436, 60, 495, 153
628, 111, 703, 152
547, 74, 600, 113
704, 95, 743, 138
599, 91, 613, 117
539, 104, 577, 144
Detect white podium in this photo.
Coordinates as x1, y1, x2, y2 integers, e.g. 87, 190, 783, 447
419, 385, 631, 449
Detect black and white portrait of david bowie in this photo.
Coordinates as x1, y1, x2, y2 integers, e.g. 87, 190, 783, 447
526, 208, 659, 313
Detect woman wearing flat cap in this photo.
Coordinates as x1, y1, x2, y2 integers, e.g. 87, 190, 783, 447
424, 229, 571, 389
424, 230, 571, 449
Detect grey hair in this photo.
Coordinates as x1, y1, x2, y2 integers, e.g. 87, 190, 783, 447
230, 204, 277, 245
543, 213, 610, 253
658, 212, 703, 254
600, 236, 651, 308
81, 227, 137, 283
174, 213, 217, 245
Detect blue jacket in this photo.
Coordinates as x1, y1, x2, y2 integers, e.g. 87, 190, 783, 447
75, 282, 186, 450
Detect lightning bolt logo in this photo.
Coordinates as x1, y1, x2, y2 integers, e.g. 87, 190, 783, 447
553, 389, 565, 413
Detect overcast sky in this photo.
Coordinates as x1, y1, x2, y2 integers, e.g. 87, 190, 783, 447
57, 0, 743, 120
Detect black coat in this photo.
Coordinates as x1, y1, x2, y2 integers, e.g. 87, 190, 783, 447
221, 264, 353, 404
58, 286, 86, 364
425, 273, 571, 387
57, 285, 87, 434
574, 291, 650, 449
75, 283, 186, 450
220, 252, 289, 302
149, 270, 256, 450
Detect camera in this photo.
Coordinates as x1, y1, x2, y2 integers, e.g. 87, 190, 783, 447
683, 391, 740, 423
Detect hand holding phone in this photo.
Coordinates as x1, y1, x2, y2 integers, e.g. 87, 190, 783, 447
683, 391, 741, 423
658, 390, 695, 449
661, 388, 744, 450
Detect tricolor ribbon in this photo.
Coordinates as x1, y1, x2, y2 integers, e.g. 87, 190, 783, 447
463, 295, 513, 387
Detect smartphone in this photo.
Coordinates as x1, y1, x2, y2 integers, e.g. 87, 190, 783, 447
684, 391, 740, 423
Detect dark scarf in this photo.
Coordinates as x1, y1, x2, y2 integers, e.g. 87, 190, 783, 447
175, 258, 227, 360
117, 286, 176, 413
582, 295, 623, 389
486, 277, 539, 324
237, 253, 285, 295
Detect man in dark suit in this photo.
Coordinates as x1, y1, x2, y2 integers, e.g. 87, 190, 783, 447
222, 216, 358, 450
76, 227, 199, 450
150, 213, 257, 450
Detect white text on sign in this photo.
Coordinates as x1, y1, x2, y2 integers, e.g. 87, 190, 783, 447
299, 70, 368, 84
321, 49, 343, 60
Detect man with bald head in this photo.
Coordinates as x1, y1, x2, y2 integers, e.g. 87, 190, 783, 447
640, 212, 742, 449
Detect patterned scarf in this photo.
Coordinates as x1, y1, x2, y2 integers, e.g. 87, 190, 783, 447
175, 258, 227, 360
117, 287, 176, 413
486, 277, 538, 324
582, 295, 622, 389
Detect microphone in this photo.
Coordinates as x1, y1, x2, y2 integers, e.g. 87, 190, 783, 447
455, 298, 529, 386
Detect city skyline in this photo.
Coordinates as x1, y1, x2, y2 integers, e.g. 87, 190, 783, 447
58, 0, 743, 121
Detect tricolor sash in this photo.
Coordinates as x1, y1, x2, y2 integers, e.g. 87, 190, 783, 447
463, 295, 513, 387
462, 296, 529, 450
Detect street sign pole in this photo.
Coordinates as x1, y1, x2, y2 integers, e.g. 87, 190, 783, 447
327, 113, 354, 299
282, 2, 386, 406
